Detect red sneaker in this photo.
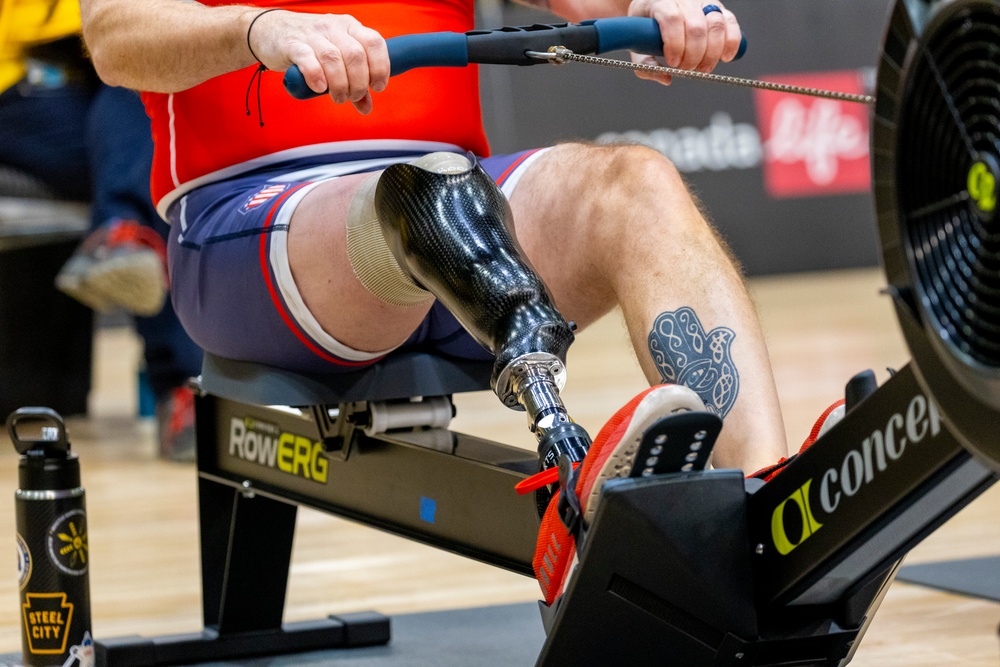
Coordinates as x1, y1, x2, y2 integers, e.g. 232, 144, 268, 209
748, 399, 846, 482
533, 384, 705, 606
156, 385, 196, 463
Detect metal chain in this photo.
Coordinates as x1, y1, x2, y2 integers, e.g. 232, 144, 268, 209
526, 47, 876, 105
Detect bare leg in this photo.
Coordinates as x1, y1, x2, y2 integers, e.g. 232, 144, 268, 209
286, 173, 432, 352
508, 143, 788, 472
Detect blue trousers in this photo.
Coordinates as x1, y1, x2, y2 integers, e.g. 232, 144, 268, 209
0, 78, 202, 399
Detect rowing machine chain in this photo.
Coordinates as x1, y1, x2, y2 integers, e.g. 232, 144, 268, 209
526, 47, 876, 105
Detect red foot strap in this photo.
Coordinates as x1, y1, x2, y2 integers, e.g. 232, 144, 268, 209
515, 462, 580, 496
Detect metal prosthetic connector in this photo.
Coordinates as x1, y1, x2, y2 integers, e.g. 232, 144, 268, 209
374, 154, 591, 464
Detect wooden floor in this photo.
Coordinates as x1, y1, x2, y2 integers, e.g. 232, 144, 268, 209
1, 267, 998, 665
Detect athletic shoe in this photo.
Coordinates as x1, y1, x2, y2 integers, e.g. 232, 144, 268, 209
533, 384, 705, 606
56, 218, 168, 316
748, 399, 846, 482
156, 385, 196, 463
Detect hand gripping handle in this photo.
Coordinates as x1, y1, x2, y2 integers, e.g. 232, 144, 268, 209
283, 14, 747, 100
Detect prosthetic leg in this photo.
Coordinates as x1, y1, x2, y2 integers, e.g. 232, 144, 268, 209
368, 154, 591, 468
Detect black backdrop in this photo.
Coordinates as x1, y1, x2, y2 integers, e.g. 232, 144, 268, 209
476, 0, 894, 276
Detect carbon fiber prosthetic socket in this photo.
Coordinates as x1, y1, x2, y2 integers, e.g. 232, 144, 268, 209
374, 155, 591, 465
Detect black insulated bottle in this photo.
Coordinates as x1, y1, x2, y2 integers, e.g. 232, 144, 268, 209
9, 407, 93, 667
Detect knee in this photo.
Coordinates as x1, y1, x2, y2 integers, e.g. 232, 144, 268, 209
566, 143, 704, 237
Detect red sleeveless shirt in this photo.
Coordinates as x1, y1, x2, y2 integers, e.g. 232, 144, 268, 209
142, 0, 489, 214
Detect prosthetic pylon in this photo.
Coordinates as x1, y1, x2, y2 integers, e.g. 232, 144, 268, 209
374, 155, 591, 466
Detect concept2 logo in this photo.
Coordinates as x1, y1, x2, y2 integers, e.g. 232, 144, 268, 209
771, 394, 941, 555
229, 417, 328, 483
968, 161, 997, 216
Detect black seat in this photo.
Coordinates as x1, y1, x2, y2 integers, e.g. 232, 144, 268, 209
199, 351, 494, 406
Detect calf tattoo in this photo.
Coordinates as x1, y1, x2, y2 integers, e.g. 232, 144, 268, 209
648, 307, 740, 419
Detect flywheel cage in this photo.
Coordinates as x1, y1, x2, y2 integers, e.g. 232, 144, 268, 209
896, 0, 1000, 371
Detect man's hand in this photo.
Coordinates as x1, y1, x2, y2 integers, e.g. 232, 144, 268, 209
626, 0, 741, 85
248, 10, 390, 114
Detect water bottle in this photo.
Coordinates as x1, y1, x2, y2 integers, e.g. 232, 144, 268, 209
9, 407, 94, 667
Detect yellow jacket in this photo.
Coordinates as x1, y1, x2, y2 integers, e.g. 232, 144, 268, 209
0, 0, 81, 93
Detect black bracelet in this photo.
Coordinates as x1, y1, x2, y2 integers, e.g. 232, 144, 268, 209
247, 8, 281, 66
245, 8, 280, 127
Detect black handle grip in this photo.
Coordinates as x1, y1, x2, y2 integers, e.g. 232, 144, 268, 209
284, 14, 747, 100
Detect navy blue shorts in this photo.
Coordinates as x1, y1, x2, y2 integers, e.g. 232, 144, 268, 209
167, 148, 547, 373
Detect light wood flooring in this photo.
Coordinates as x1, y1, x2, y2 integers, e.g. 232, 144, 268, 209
0, 267, 997, 665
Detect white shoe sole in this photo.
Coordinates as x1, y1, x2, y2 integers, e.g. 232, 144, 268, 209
57, 252, 166, 316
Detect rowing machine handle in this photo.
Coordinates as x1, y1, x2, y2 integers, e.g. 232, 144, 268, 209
283, 15, 747, 100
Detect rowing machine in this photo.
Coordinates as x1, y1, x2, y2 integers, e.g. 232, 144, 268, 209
96, 1, 1000, 664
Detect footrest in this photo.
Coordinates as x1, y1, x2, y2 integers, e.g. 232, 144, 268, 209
629, 411, 722, 477
538, 471, 757, 666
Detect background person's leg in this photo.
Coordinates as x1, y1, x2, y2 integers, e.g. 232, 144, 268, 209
85, 84, 203, 460
0, 78, 92, 199
506, 143, 788, 473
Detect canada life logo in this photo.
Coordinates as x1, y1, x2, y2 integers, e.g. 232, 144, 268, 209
753, 71, 870, 198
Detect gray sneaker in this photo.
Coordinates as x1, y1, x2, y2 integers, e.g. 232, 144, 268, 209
55, 219, 168, 316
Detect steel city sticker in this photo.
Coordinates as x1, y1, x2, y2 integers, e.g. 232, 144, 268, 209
753, 70, 871, 198
229, 416, 329, 483
771, 394, 941, 555
22, 593, 74, 655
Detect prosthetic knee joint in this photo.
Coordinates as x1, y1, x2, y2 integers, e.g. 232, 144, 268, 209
347, 153, 590, 466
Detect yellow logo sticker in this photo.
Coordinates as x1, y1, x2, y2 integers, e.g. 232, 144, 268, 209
22, 593, 74, 655
47, 510, 88, 576
968, 161, 997, 213
771, 479, 823, 555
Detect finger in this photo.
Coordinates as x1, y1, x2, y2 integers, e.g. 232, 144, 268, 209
350, 24, 389, 93
698, 5, 727, 72
336, 34, 371, 103
287, 43, 328, 94
718, 6, 742, 62
315, 45, 350, 103
678, 0, 709, 71
631, 52, 673, 86
647, 2, 686, 68
352, 91, 374, 115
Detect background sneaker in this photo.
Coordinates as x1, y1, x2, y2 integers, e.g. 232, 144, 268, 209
56, 218, 168, 316
156, 385, 196, 463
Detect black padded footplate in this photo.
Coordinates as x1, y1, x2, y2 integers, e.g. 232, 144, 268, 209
629, 411, 722, 478
199, 352, 493, 405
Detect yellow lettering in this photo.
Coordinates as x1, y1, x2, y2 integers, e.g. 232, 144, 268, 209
293, 436, 312, 478
311, 443, 328, 484
771, 479, 823, 555
277, 433, 295, 473
969, 162, 997, 213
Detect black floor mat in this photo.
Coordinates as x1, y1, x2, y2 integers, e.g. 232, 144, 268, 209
897, 556, 1000, 603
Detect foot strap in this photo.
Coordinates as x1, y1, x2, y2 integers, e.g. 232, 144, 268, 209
556, 455, 583, 541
